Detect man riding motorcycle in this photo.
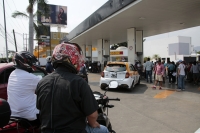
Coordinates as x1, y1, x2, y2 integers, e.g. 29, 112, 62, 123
7, 51, 42, 126
45, 56, 54, 73
35, 42, 109, 133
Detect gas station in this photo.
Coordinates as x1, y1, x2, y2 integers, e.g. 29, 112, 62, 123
63, 0, 200, 64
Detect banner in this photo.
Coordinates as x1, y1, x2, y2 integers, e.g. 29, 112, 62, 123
38, 4, 67, 25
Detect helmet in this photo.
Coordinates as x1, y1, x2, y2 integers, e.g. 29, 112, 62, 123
46, 56, 52, 63
52, 42, 84, 73
13, 51, 38, 72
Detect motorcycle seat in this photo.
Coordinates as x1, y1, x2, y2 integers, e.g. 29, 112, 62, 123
9, 116, 38, 132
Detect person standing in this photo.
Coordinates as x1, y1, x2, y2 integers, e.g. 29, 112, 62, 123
190, 61, 200, 85
177, 60, 185, 91
168, 62, 175, 84
144, 58, 153, 83
152, 60, 165, 90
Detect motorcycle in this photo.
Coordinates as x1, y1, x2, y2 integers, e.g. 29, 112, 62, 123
93, 81, 120, 133
0, 81, 120, 133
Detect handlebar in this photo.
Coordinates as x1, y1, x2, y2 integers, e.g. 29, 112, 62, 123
107, 98, 120, 101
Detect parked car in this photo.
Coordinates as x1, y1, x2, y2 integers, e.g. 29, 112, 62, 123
100, 61, 140, 91
0, 62, 47, 100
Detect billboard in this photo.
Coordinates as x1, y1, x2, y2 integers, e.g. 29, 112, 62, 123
38, 4, 67, 25
38, 25, 50, 45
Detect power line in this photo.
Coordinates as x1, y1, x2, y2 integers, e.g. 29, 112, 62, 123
4, 0, 27, 33
0, 1, 26, 34
11, 0, 28, 32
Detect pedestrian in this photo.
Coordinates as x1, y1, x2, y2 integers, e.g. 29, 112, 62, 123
161, 61, 166, 84
144, 58, 153, 83
97, 61, 101, 72
177, 60, 186, 91
190, 61, 200, 85
36, 42, 109, 133
152, 60, 165, 90
167, 62, 175, 84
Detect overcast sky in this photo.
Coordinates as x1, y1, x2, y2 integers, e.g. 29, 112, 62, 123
0, 0, 200, 56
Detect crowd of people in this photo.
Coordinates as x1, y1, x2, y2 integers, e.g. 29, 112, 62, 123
141, 58, 200, 91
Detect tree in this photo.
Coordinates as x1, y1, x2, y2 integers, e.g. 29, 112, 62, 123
144, 56, 151, 62
12, 0, 49, 54
152, 54, 160, 61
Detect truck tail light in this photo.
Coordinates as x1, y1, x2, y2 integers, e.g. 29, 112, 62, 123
101, 72, 104, 77
125, 72, 130, 78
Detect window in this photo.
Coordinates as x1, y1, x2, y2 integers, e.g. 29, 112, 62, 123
105, 64, 126, 72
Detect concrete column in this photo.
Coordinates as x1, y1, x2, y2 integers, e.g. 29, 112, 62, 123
80, 44, 86, 59
86, 45, 92, 57
103, 40, 110, 56
136, 30, 143, 63
127, 28, 137, 63
97, 39, 103, 63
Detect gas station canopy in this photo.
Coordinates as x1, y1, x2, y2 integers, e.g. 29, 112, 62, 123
66, 0, 200, 45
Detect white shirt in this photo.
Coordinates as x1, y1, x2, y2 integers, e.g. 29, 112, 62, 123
7, 69, 42, 120
178, 63, 185, 75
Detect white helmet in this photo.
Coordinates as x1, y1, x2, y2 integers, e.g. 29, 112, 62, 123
46, 56, 52, 62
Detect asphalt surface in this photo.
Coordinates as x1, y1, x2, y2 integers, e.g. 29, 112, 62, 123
88, 73, 200, 133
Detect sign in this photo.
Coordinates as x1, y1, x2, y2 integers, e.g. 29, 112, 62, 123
110, 51, 123, 55
38, 4, 67, 25
92, 47, 97, 51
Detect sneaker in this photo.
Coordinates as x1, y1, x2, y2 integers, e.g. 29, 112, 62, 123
152, 86, 156, 89
176, 89, 181, 92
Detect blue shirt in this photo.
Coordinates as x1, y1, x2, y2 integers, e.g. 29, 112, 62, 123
145, 61, 153, 71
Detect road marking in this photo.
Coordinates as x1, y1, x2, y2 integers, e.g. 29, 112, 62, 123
195, 128, 200, 133
154, 90, 175, 99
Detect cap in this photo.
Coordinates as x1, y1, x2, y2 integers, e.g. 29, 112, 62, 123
178, 60, 183, 63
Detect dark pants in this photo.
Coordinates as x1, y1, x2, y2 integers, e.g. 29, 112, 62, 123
168, 71, 174, 83
146, 70, 152, 82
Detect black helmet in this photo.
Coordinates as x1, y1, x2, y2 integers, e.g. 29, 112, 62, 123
13, 51, 38, 72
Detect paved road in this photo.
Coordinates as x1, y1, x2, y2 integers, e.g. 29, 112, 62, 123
88, 73, 200, 133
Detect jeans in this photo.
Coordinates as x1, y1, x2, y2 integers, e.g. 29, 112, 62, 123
178, 75, 185, 90
85, 125, 109, 133
146, 70, 152, 82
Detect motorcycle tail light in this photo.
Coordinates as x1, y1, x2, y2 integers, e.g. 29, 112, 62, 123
125, 72, 129, 78
101, 72, 104, 77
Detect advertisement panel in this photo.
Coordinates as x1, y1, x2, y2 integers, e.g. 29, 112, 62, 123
38, 4, 67, 25
38, 25, 50, 45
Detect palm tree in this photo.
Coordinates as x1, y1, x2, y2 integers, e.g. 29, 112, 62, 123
152, 54, 160, 61
12, 0, 49, 54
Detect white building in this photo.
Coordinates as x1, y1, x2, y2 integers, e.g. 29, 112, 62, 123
144, 36, 196, 62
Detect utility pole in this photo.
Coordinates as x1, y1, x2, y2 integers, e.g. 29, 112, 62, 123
26, 34, 28, 51
13, 29, 18, 52
3, 0, 9, 62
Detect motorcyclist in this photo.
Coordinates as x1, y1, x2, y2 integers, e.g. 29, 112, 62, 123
79, 63, 88, 83
7, 51, 42, 126
45, 56, 54, 73
35, 42, 109, 133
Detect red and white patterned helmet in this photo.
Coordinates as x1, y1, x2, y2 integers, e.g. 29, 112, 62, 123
52, 42, 84, 72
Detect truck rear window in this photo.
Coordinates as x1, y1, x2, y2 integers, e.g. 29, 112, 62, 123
105, 64, 126, 72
